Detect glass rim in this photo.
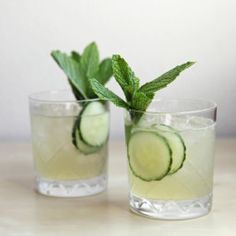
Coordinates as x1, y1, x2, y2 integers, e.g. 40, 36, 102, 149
127, 98, 217, 115
28, 90, 101, 103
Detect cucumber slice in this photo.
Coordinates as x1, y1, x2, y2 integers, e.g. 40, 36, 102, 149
72, 101, 109, 154
72, 120, 97, 155
155, 125, 186, 175
79, 101, 109, 147
128, 131, 172, 181
72, 125, 99, 155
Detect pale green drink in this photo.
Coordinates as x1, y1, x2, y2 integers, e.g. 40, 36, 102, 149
124, 99, 216, 219
31, 114, 108, 181
29, 91, 109, 197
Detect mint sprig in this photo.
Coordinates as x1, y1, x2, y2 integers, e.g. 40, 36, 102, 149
90, 54, 195, 122
51, 50, 87, 98
80, 42, 99, 80
71, 51, 81, 62
90, 79, 129, 109
51, 42, 113, 100
94, 58, 113, 86
139, 61, 195, 94
112, 55, 139, 101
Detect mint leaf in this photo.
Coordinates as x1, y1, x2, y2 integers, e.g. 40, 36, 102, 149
80, 42, 99, 79
112, 55, 139, 101
130, 91, 154, 122
68, 80, 84, 100
71, 51, 81, 63
90, 78, 129, 109
139, 61, 195, 94
95, 58, 113, 85
51, 50, 87, 98
131, 91, 154, 111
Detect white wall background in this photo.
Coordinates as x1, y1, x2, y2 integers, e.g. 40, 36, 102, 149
0, 0, 235, 141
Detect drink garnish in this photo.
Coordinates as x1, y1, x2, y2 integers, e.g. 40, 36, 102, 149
51, 42, 112, 153
90, 54, 195, 122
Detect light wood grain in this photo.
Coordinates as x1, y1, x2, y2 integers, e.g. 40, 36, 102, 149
0, 140, 235, 236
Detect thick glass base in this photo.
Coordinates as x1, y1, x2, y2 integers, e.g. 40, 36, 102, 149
129, 193, 212, 220
36, 174, 107, 197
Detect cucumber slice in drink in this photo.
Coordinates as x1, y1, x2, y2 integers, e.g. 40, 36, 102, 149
72, 127, 99, 155
72, 119, 98, 155
72, 101, 109, 154
128, 131, 172, 181
156, 125, 186, 175
79, 101, 109, 146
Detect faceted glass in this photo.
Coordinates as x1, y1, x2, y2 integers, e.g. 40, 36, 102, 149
29, 91, 109, 197
124, 99, 216, 219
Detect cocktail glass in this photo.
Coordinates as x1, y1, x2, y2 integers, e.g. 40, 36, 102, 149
124, 99, 216, 219
29, 90, 109, 197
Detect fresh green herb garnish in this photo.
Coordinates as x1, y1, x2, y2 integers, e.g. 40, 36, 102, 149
90, 55, 195, 122
51, 42, 112, 151
51, 42, 113, 100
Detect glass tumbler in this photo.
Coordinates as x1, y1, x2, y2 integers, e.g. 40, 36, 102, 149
29, 90, 109, 197
124, 99, 217, 219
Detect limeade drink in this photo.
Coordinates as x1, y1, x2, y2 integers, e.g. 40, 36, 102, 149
124, 109, 216, 219
125, 116, 215, 201
30, 94, 110, 197
31, 113, 108, 181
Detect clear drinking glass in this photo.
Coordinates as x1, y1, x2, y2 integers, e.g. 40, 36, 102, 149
29, 90, 109, 197
124, 99, 217, 219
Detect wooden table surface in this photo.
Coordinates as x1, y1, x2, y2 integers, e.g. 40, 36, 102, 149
0, 139, 235, 236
